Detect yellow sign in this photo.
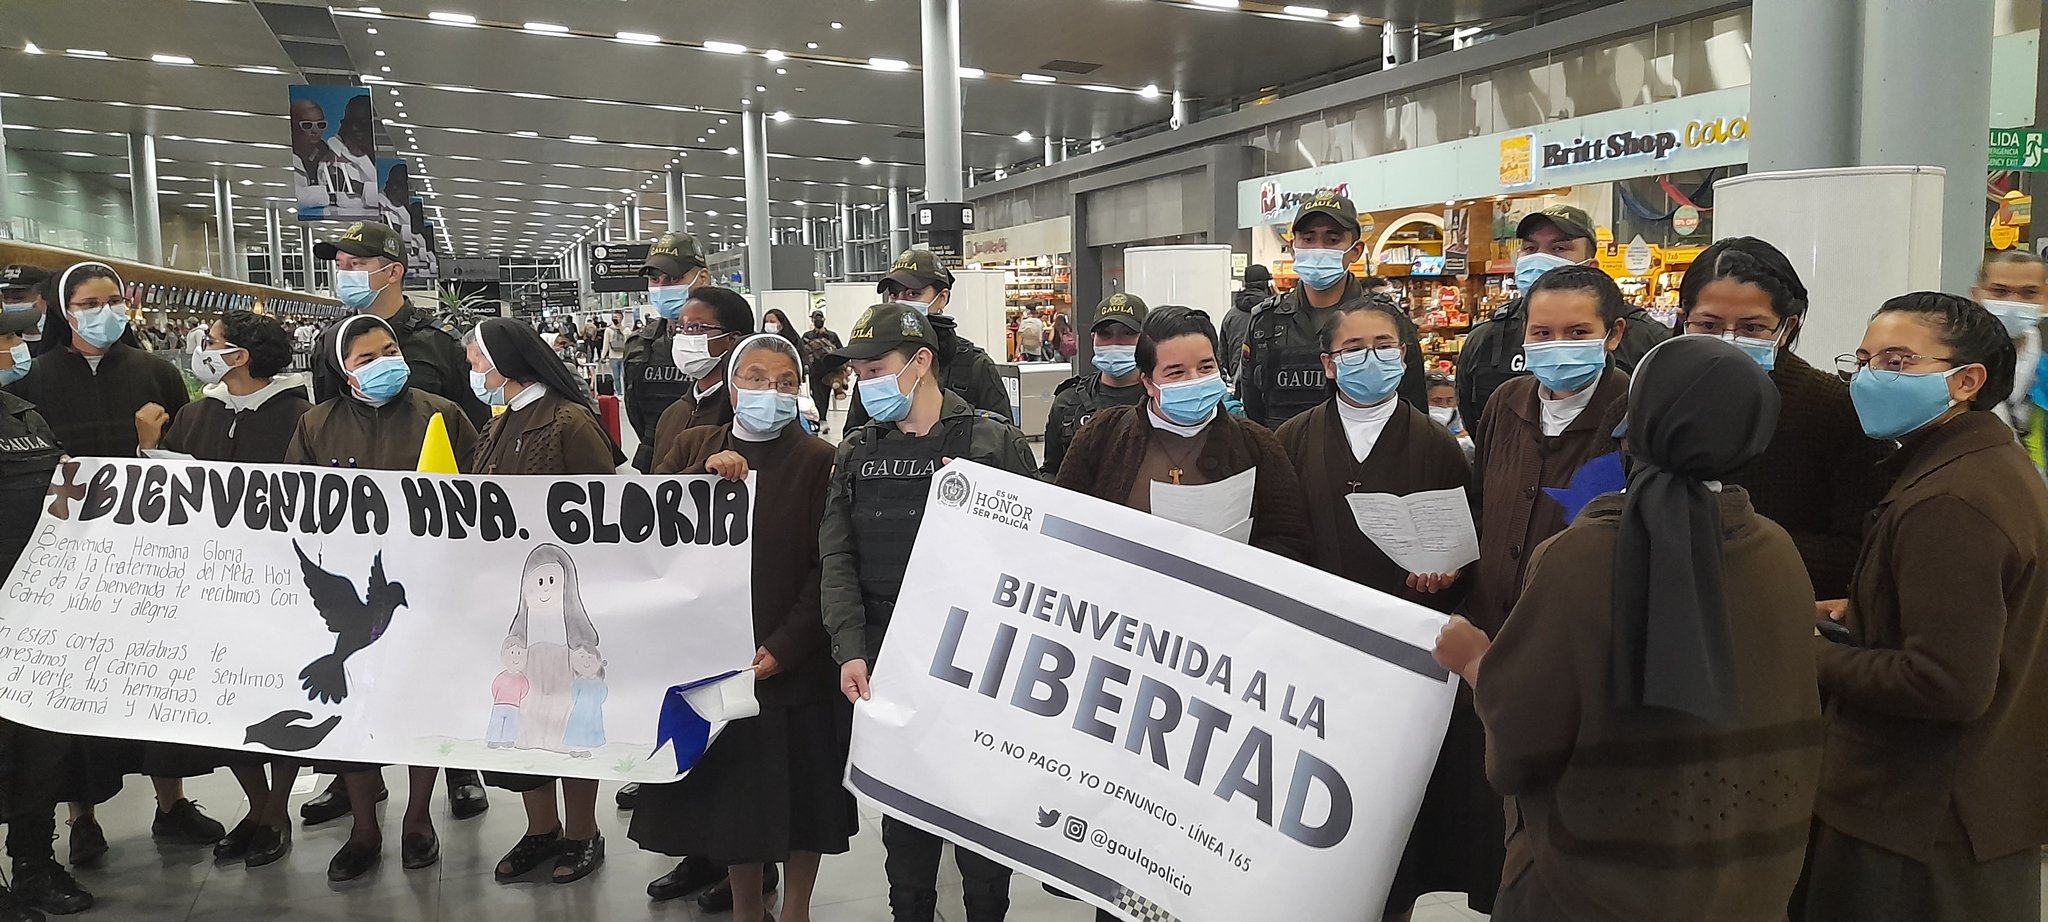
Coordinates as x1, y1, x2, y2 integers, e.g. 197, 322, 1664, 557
1498, 135, 1533, 187
1991, 220, 2021, 250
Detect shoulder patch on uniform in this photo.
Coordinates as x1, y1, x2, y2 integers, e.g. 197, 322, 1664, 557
1052, 375, 1088, 395
971, 409, 1011, 424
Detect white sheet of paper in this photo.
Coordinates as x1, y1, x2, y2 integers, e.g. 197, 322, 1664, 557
1150, 467, 1255, 538
1219, 517, 1254, 545
1344, 486, 1480, 575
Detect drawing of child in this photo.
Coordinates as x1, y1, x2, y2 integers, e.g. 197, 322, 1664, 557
485, 636, 527, 748
562, 644, 607, 758
507, 544, 597, 754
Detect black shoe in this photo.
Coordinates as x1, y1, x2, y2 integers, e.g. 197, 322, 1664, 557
697, 862, 777, 913
13, 862, 93, 916
551, 834, 604, 885
152, 799, 227, 845
301, 781, 386, 827
214, 818, 258, 861
646, 857, 723, 902
446, 777, 490, 821
400, 831, 440, 870
326, 840, 381, 882
614, 783, 640, 810
493, 831, 563, 882
245, 824, 291, 869
0, 885, 46, 922
65, 818, 106, 869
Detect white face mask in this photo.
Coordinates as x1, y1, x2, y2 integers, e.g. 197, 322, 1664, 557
1428, 406, 1456, 426
671, 333, 723, 379
191, 345, 243, 386
764, 321, 782, 334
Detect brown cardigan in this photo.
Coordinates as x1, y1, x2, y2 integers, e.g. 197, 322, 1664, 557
1480, 489, 1822, 921
1466, 368, 1630, 633
1817, 411, 2048, 863
471, 390, 617, 476
1055, 403, 1311, 562
660, 424, 837, 708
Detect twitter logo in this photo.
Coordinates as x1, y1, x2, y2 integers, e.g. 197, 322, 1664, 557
1036, 807, 1060, 828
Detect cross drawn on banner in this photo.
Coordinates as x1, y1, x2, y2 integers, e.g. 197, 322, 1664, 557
45, 461, 86, 520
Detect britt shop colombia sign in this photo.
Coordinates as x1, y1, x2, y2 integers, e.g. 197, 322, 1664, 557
1508, 111, 1749, 185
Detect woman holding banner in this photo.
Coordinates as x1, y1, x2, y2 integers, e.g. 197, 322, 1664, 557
461, 318, 623, 887
134, 309, 313, 870
1272, 298, 1473, 922
631, 332, 854, 922
1434, 335, 1823, 920
287, 313, 478, 882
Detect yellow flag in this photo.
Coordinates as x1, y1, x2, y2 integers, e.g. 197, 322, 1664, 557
416, 412, 459, 474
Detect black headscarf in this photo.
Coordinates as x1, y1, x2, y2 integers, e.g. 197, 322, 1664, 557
312, 314, 400, 404
1611, 335, 1778, 722
472, 318, 624, 466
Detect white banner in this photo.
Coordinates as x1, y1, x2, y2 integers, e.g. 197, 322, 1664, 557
848, 462, 1455, 922
0, 459, 756, 782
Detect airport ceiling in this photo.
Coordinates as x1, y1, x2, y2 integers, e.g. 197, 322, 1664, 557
3, 0, 1613, 264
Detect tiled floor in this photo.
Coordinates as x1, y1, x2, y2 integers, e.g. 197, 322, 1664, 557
0, 770, 1490, 921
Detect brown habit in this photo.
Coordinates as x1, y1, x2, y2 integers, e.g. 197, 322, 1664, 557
650, 382, 736, 465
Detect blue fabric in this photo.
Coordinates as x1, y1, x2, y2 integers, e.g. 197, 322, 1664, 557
1543, 451, 1627, 523
652, 669, 742, 774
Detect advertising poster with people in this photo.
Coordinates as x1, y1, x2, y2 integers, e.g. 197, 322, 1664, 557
847, 462, 1456, 922
288, 85, 381, 221
0, 459, 759, 782
374, 157, 434, 278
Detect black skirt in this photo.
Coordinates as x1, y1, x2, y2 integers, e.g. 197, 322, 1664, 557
1383, 688, 1505, 916
628, 697, 858, 865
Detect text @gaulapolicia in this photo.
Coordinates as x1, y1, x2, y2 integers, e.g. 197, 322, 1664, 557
31, 462, 753, 547
927, 571, 1348, 863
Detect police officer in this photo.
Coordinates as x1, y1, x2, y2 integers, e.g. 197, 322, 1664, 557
844, 248, 1011, 428
623, 232, 713, 472
300, 222, 492, 825
310, 222, 490, 429
1454, 204, 1671, 436
821, 304, 1034, 922
1, 265, 51, 359
1040, 292, 1149, 477
1241, 191, 1424, 428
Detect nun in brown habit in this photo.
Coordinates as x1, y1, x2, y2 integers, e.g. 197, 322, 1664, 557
1434, 335, 1822, 921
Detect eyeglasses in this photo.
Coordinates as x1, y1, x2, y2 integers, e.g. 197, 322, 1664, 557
1682, 319, 1782, 338
294, 120, 329, 132
733, 373, 801, 394
68, 297, 127, 312
1835, 350, 1955, 380
1327, 344, 1404, 363
676, 322, 729, 336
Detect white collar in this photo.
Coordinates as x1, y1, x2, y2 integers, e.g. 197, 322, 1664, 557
1539, 375, 1600, 437
732, 418, 778, 442
1335, 394, 1399, 462
206, 373, 308, 413
1146, 403, 1213, 438
694, 378, 725, 401
507, 381, 547, 411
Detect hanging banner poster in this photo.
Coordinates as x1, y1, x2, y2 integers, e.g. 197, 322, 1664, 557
288, 84, 382, 221
846, 462, 1456, 922
0, 459, 757, 782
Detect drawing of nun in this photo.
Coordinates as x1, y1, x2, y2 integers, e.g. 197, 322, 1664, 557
507, 544, 597, 754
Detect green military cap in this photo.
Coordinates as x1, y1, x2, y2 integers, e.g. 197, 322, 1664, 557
313, 221, 406, 263
643, 232, 706, 278
830, 303, 938, 361
879, 248, 954, 293
1091, 292, 1149, 333
1516, 204, 1595, 242
1291, 190, 1361, 235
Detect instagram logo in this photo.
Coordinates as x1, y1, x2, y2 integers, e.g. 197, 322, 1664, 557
1062, 815, 1089, 843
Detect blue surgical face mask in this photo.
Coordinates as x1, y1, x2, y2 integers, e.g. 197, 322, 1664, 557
734, 386, 798, 434
1983, 299, 2041, 340
1155, 373, 1227, 425
333, 268, 386, 311
350, 354, 411, 405
0, 343, 28, 386
1092, 344, 1138, 378
1850, 366, 1963, 441
649, 284, 691, 321
857, 358, 923, 423
1333, 348, 1404, 405
468, 369, 507, 406
1515, 252, 1578, 293
1292, 248, 1351, 291
1688, 331, 1779, 372
71, 304, 130, 350
1522, 338, 1607, 393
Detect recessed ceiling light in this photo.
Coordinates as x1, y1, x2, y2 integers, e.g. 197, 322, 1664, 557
427, 11, 476, 25
515, 130, 539, 137
1282, 5, 1328, 16
806, 42, 818, 49
764, 49, 785, 61
23, 41, 44, 54
523, 21, 568, 33
697, 137, 707, 143
857, 156, 873, 165
1190, 0, 1239, 7
724, 147, 738, 155
617, 30, 661, 43
1019, 73, 1056, 83
393, 101, 404, 107
374, 49, 386, 57
365, 27, 377, 34
776, 67, 787, 75
65, 48, 109, 58
380, 65, 391, 72
830, 21, 842, 29
1139, 83, 1161, 98
151, 53, 195, 65
868, 57, 910, 71
771, 110, 791, 122
755, 85, 767, 92
1336, 13, 1362, 27
1014, 130, 1034, 142
703, 40, 747, 54
959, 66, 985, 78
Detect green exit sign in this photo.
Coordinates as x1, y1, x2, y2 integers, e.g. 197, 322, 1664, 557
1991, 129, 2048, 170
